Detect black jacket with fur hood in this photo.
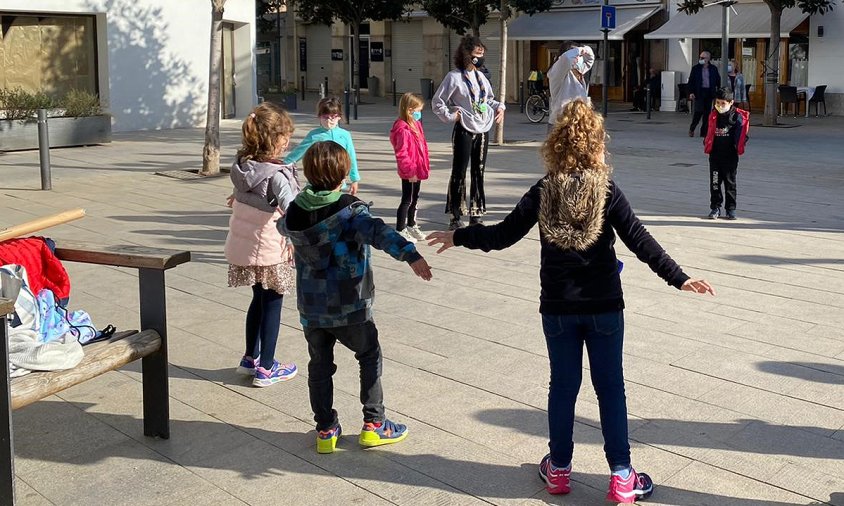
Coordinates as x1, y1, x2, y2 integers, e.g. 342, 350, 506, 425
453, 175, 690, 314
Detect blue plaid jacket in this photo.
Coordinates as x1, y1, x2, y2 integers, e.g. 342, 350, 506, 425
279, 201, 421, 328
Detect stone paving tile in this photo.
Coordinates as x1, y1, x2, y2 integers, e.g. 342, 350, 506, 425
3, 103, 843, 505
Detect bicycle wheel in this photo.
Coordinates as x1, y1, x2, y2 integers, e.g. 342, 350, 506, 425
525, 95, 547, 123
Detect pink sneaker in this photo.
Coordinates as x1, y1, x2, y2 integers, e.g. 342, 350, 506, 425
606, 467, 653, 503
538, 454, 571, 494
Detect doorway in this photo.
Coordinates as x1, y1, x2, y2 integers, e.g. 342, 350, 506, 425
222, 22, 236, 119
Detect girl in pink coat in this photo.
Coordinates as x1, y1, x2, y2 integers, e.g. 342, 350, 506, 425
390, 93, 431, 243
224, 103, 301, 387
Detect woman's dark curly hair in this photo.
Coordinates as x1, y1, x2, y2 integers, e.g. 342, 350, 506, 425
453, 35, 486, 71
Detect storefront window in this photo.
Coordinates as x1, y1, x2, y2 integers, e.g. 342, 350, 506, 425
0, 14, 97, 98
788, 35, 808, 87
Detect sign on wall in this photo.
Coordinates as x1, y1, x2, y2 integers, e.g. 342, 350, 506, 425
370, 42, 384, 62
331, 49, 344, 61
299, 38, 307, 71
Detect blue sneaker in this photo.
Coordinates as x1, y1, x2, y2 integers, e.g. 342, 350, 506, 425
359, 419, 408, 447
252, 361, 297, 387
235, 355, 257, 375
317, 423, 342, 454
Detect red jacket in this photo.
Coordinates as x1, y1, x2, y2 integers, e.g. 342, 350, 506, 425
0, 237, 71, 300
704, 107, 749, 156
390, 118, 430, 180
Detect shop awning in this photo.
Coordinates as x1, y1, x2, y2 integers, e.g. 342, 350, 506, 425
507, 6, 663, 41
644, 3, 809, 39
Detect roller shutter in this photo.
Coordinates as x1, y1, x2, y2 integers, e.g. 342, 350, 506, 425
391, 20, 425, 94
305, 24, 332, 91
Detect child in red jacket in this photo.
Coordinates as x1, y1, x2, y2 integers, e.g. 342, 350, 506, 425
390, 93, 431, 243
704, 87, 749, 220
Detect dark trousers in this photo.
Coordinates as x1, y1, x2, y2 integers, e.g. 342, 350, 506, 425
709, 157, 738, 211
304, 320, 385, 431
396, 179, 421, 231
245, 283, 283, 370
690, 87, 715, 136
446, 123, 489, 219
541, 312, 630, 470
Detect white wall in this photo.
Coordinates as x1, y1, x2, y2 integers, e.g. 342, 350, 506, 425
809, 9, 843, 94
1, 0, 256, 131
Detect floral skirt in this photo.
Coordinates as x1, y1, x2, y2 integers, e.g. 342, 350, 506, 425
227, 263, 295, 295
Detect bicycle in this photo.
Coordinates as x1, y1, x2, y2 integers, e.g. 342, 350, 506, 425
525, 89, 550, 123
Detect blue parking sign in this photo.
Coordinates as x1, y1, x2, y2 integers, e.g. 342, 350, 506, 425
601, 5, 616, 30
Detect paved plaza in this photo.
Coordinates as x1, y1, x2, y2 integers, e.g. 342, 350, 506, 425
1, 98, 842, 505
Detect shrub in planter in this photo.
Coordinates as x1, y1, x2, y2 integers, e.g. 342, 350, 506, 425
0, 88, 111, 151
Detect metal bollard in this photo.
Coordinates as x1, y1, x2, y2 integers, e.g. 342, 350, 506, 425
36, 109, 52, 191
324, 76, 329, 97
353, 88, 358, 120
519, 82, 525, 114
646, 87, 652, 120
392, 79, 397, 107
319, 82, 326, 99
300, 76, 306, 101
343, 88, 350, 124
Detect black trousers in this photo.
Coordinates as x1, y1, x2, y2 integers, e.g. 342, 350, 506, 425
304, 320, 384, 431
690, 87, 715, 136
446, 123, 489, 219
709, 157, 738, 211
396, 179, 421, 231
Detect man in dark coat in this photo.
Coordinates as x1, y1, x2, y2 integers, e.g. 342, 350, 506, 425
687, 51, 721, 137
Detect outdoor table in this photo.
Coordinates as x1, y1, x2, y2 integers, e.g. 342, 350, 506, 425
797, 86, 815, 117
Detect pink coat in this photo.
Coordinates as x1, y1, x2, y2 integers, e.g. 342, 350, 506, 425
390, 118, 430, 180
224, 200, 292, 267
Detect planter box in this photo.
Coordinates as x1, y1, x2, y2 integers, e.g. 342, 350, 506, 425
0, 115, 112, 152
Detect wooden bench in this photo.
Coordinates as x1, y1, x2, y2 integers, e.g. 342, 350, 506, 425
0, 242, 190, 505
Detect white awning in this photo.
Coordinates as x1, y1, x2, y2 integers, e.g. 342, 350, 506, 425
507, 6, 662, 41
644, 3, 809, 39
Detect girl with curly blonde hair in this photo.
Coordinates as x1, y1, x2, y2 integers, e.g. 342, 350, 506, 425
428, 99, 715, 503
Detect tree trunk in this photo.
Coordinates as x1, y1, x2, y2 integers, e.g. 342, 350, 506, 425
472, 7, 480, 37
201, 0, 226, 176
763, 2, 782, 126
494, 2, 509, 145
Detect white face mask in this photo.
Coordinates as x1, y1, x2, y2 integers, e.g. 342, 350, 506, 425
727, 65, 734, 73
715, 104, 731, 114
699, 59, 706, 65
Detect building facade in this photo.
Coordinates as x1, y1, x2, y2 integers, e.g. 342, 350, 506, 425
284, 1, 840, 115
0, 0, 257, 132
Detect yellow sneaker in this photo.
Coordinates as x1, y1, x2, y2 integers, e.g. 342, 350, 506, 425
316, 424, 341, 454
359, 419, 408, 447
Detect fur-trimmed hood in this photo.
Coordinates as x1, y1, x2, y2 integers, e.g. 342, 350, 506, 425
538, 170, 611, 251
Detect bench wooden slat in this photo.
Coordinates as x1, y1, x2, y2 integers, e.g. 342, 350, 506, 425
10, 329, 161, 410
0, 298, 13, 317
55, 241, 191, 270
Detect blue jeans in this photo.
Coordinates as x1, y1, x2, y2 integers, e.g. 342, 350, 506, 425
542, 311, 631, 470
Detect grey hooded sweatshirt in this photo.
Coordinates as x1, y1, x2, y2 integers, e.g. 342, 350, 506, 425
230, 158, 301, 213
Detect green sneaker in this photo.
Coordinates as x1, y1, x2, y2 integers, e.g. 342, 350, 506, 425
316, 423, 341, 454
359, 419, 408, 447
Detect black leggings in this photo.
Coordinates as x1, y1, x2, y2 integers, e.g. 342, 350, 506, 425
245, 283, 283, 370
396, 179, 421, 231
446, 123, 489, 219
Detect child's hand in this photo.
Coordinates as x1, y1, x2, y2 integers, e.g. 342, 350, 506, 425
426, 231, 455, 254
225, 194, 234, 208
410, 258, 432, 281
495, 108, 505, 124
682, 278, 716, 295
454, 110, 462, 122
349, 182, 359, 196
